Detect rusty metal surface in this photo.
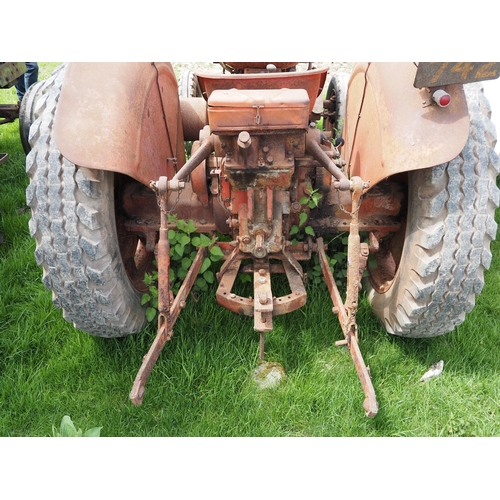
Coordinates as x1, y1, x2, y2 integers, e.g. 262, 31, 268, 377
313, 179, 379, 417
316, 234, 379, 418
117, 62, 444, 417
414, 62, 500, 88
216, 250, 306, 326
54, 62, 185, 187
222, 62, 298, 72
0, 103, 20, 125
196, 65, 329, 113
0, 62, 26, 88
120, 175, 224, 234
30, 60, 489, 417
130, 177, 207, 405
344, 178, 365, 332
129, 245, 206, 405
345, 62, 469, 188
208, 88, 310, 133
319, 180, 404, 231
179, 97, 208, 141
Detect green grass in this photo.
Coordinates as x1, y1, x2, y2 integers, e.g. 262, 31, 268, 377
1, 63, 500, 438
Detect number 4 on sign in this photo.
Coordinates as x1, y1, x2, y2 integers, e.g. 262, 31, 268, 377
450, 62, 474, 80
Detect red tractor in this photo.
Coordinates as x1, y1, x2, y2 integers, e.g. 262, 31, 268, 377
23, 62, 500, 416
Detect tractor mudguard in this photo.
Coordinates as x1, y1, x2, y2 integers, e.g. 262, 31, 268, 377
54, 62, 185, 186
344, 62, 470, 187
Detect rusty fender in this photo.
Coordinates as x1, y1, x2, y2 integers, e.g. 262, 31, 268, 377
54, 62, 185, 186
344, 62, 470, 188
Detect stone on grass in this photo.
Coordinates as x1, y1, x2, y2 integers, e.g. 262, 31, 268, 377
253, 361, 286, 389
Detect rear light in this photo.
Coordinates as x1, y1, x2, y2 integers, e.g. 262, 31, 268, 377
432, 89, 451, 107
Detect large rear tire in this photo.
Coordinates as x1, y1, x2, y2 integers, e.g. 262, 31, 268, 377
178, 70, 202, 98
324, 73, 349, 141
26, 65, 147, 337
18, 64, 67, 154
367, 83, 500, 338
19, 80, 44, 154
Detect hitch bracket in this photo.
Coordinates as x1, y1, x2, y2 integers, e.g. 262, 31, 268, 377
316, 176, 379, 418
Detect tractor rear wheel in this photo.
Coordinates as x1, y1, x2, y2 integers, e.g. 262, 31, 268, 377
26, 65, 148, 337
18, 64, 68, 154
367, 83, 500, 338
178, 70, 202, 98
324, 73, 349, 141
19, 80, 44, 154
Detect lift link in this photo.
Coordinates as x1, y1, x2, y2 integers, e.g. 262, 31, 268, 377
130, 176, 207, 406
316, 176, 378, 418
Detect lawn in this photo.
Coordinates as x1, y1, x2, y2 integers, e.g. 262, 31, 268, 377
1, 63, 500, 440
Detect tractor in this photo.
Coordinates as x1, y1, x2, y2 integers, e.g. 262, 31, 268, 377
23, 62, 500, 417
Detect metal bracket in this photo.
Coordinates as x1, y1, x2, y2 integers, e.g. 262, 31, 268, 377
129, 176, 207, 406
316, 176, 379, 418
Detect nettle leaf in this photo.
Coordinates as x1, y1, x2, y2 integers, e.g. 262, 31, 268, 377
177, 233, 191, 246
168, 229, 177, 243
305, 225, 315, 236
146, 307, 157, 322
209, 245, 224, 261
181, 257, 192, 270
199, 233, 213, 247
191, 235, 201, 247
174, 244, 185, 257
195, 277, 208, 291
176, 219, 187, 232
334, 252, 345, 262
299, 211, 308, 227
169, 268, 176, 281
200, 257, 212, 274
299, 196, 309, 205
170, 245, 182, 258
290, 225, 299, 235
143, 273, 153, 286
185, 220, 197, 233
177, 267, 188, 279
239, 273, 252, 283
310, 192, 322, 208
203, 270, 214, 284
141, 294, 151, 306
